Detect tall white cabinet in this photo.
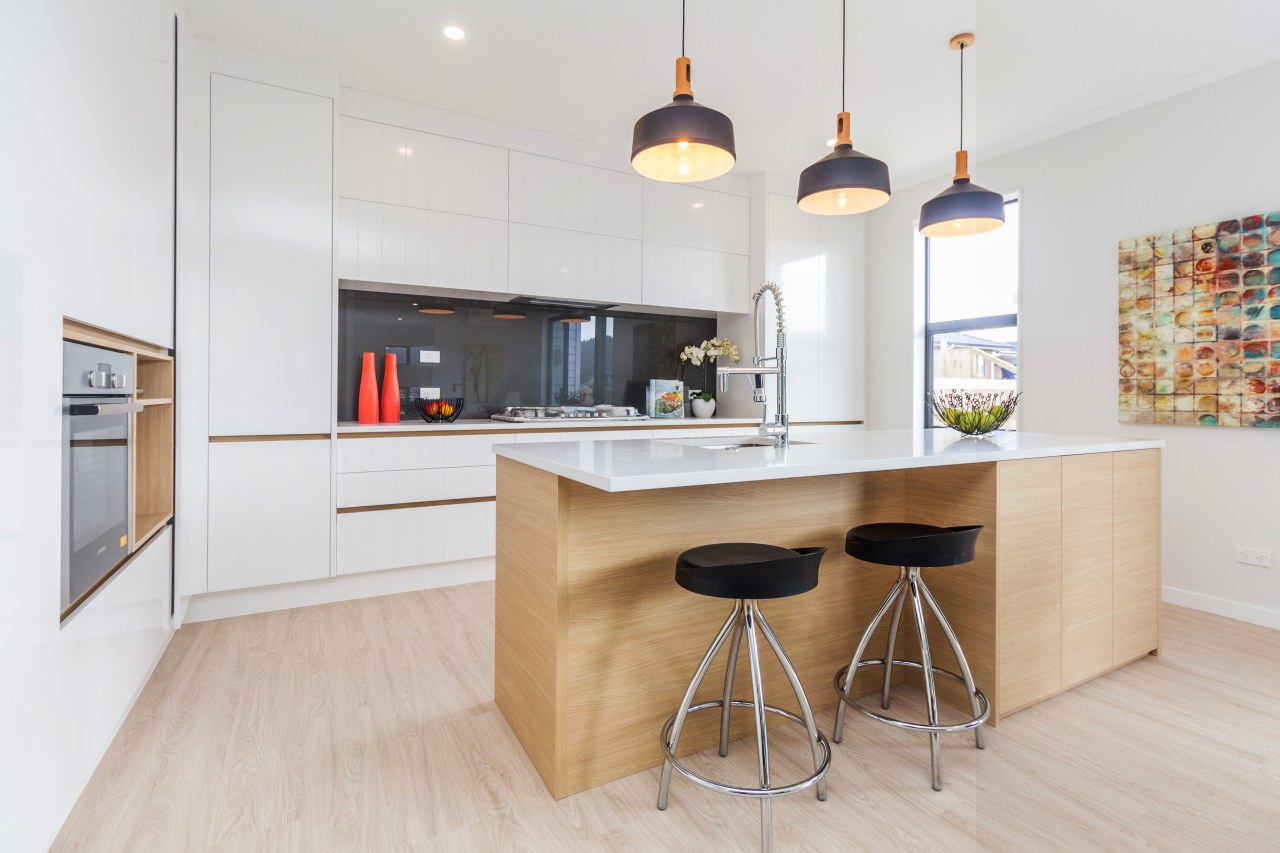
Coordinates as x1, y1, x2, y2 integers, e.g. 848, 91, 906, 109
190, 52, 338, 598
209, 73, 334, 436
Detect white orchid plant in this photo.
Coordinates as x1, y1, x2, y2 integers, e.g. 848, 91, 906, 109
678, 337, 741, 401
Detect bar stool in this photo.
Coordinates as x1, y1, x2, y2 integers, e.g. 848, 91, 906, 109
832, 523, 989, 792
658, 543, 831, 853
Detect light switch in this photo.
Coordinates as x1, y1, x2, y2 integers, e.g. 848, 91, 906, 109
411, 347, 441, 364
410, 387, 440, 400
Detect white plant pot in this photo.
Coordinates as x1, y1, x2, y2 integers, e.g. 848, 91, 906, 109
690, 396, 716, 418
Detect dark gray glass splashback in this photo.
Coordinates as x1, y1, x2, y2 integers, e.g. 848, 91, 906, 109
337, 290, 717, 421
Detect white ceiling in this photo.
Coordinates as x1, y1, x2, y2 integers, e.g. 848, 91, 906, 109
185, 0, 1280, 187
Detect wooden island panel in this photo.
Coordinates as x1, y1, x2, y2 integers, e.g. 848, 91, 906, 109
494, 448, 1161, 800
996, 457, 1065, 714
1113, 449, 1161, 662
1062, 453, 1116, 688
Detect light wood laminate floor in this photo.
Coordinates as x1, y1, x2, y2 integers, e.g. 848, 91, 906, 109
54, 585, 1280, 851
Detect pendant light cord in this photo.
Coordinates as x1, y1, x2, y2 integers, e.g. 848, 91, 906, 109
841, 0, 846, 112
959, 42, 965, 151
681, 0, 686, 56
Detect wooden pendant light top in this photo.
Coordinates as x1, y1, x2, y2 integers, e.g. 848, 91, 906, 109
950, 32, 975, 50
674, 56, 693, 98
835, 111, 852, 147
954, 149, 970, 181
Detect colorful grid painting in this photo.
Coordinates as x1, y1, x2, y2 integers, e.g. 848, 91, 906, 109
1118, 212, 1280, 427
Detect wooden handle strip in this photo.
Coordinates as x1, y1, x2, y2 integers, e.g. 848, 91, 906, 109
674, 56, 693, 98
836, 111, 852, 147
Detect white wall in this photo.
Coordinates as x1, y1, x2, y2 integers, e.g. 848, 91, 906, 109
866, 59, 1280, 628
0, 2, 180, 849
718, 173, 868, 422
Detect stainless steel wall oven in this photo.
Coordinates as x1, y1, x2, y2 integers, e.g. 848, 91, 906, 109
62, 340, 140, 619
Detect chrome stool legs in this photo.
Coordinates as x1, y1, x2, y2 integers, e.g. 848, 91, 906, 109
658, 599, 831, 853
833, 567, 988, 791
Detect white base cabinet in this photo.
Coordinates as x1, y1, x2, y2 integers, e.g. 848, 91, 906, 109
337, 502, 495, 575
208, 440, 333, 592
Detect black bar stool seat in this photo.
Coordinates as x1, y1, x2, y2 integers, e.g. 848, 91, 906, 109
833, 522, 989, 792
676, 542, 822, 599
658, 543, 830, 853
844, 522, 981, 568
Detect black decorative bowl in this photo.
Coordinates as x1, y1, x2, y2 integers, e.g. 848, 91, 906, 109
414, 397, 465, 423
929, 390, 1020, 436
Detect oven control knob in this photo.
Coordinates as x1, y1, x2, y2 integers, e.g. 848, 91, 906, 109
87, 370, 107, 388
110, 372, 127, 389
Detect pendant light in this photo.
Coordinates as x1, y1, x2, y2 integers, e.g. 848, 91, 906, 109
919, 33, 1005, 237
796, 0, 891, 215
631, 0, 735, 183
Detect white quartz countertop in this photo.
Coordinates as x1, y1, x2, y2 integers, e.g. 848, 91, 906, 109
491, 429, 1164, 492
336, 417, 767, 434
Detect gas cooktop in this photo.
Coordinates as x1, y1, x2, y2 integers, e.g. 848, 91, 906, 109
490, 406, 650, 423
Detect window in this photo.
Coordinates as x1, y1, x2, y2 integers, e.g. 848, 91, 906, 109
924, 198, 1020, 426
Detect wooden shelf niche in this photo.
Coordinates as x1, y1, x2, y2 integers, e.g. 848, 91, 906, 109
64, 318, 175, 552
134, 351, 174, 546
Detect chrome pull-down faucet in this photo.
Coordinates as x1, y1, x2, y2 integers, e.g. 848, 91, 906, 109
717, 282, 789, 447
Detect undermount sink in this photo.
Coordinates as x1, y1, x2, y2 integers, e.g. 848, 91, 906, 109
666, 436, 815, 451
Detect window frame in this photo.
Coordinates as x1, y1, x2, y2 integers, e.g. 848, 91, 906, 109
922, 196, 1021, 427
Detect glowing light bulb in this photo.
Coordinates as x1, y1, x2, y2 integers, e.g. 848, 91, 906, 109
677, 161, 690, 176
837, 193, 848, 207
677, 140, 689, 150
953, 220, 964, 228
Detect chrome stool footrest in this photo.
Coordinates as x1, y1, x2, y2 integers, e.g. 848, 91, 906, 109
833, 661, 990, 734
660, 699, 832, 799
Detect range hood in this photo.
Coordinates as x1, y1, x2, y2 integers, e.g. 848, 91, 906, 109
507, 295, 618, 312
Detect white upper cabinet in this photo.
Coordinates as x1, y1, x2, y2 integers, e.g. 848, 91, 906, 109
44, 26, 174, 347
509, 224, 641, 304
339, 116, 508, 219
338, 117, 509, 291
642, 182, 749, 255
336, 114, 748, 312
508, 151, 641, 240
640, 182, 749, 313
209, 74, 333, 436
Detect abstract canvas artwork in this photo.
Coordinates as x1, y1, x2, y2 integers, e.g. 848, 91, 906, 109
1118, 212, 1280, 427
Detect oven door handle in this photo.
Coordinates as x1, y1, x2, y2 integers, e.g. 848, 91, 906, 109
68, 402, 144, 416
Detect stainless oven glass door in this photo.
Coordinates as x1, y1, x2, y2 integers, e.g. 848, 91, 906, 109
62, 398, 136, 615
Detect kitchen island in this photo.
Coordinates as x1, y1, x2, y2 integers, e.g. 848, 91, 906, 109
493, 429, 1163, 798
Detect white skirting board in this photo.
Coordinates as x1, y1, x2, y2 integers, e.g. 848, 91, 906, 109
183, 557, 495, 623
1163, 585, 1280, 630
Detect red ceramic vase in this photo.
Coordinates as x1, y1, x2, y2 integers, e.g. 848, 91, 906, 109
357, 352, 379, 424
381, 353, 400, 423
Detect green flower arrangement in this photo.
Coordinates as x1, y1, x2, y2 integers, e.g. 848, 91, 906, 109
929, 390, 1021, 436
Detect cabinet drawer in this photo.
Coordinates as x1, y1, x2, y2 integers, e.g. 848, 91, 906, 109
336, 465, 497, 509
336, 501, 495, 575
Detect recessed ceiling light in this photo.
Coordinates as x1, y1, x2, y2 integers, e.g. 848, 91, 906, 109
493, 309, 528, 320
418, 306, 456, 315
443, 25, 465, 41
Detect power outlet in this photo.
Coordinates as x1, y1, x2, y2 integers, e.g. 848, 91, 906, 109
1235, 547, 1272, 568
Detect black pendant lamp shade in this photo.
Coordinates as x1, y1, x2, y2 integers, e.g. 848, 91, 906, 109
797, 112, 891, 215
796, 0, 890, 215
631, 3, 735, 183
919, 33, 1004, 237
919, 152, 1005, 237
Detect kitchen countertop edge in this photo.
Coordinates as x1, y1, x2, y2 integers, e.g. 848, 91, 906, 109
490, 430, 1166, 493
